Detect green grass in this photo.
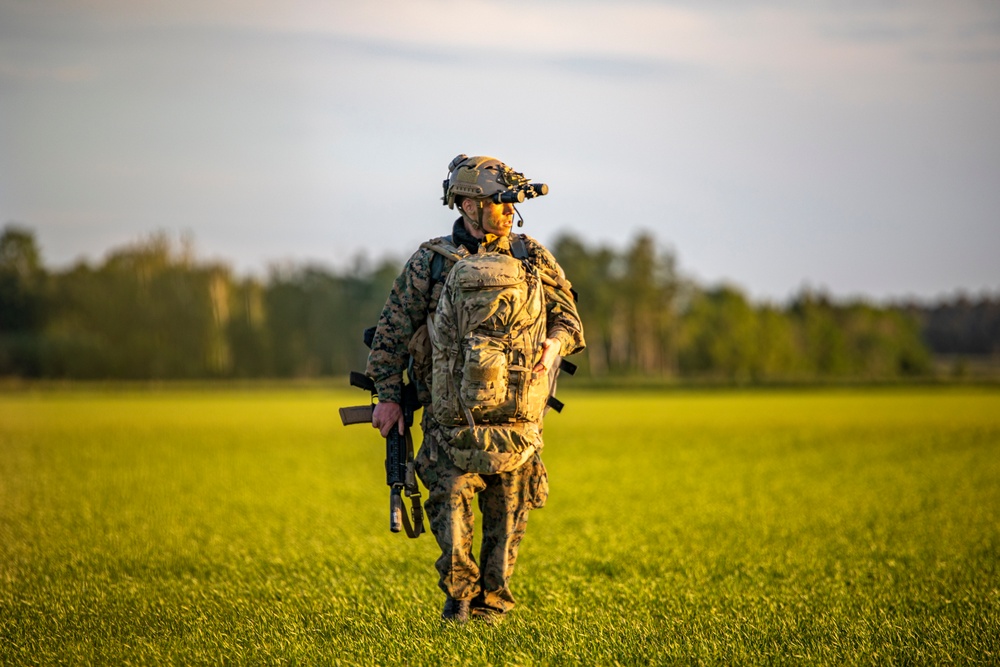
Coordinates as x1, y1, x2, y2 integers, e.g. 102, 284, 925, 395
1, 386, 998, 665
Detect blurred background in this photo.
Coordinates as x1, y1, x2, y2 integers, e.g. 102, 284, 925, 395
1, 0, 998, 382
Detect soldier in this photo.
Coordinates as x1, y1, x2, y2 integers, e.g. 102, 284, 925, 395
366, 154, 585, 624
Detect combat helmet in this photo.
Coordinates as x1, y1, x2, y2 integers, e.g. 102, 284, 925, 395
442, 154, 548, 210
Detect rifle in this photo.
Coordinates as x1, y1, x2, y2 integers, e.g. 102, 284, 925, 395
339, 328, 425, 538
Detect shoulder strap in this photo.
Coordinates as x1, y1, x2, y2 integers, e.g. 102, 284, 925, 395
511, 234, 529, 260
516, 234, 576, 298
420, 235, 463, 261
420, 235, 463, 287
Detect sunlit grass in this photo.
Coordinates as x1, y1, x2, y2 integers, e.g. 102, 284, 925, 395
1, 387, 998, 664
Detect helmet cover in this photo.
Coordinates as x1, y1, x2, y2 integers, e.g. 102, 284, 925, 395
442, 154, 531, 209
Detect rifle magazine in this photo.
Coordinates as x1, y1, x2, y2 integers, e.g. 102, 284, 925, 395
339, 405, 374, 426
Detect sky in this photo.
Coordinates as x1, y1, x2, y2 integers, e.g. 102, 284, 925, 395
1, 0, 998, 302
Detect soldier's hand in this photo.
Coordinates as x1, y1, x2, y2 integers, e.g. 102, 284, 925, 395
372, 400, 404, 437
533, 337, 562, 374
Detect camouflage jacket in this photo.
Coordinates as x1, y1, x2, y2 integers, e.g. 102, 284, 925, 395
366, 218, 586, 404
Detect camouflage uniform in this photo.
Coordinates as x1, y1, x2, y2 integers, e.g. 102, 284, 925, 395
366, 218, 584, 613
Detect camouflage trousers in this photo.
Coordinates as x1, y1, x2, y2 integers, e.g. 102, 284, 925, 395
414, 414, 549, 613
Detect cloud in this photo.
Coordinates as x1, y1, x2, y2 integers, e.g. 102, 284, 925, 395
315, 32, 689, 82
914, 47, 1000, 64
13, 1, 997, 90
546, 54, 689, 79
0, 61, 97, 83
820, 20, 929, 44
0, 0, 709, 63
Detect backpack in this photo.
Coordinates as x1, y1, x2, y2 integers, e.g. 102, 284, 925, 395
429, 249, 550, 473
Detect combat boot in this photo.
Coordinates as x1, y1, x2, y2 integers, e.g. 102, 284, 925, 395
470, 606, 505, 625
441, 597, 470, 623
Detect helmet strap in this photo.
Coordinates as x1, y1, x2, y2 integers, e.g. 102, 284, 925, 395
460, 200, 484, 234
476, 200, 486, 229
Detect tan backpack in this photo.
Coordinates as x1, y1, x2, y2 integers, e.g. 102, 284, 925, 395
429, 250, 550, 473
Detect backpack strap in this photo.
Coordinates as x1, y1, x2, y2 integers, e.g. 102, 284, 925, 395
510, 234, 575, 298
420, 236, 464, 288
511, 234, 529, 260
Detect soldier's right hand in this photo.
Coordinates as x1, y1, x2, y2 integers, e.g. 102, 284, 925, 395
533, 337, 562, 374
372, 400, 404, 437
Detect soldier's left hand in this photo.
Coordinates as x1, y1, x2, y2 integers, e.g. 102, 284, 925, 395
372, 400, 404, 437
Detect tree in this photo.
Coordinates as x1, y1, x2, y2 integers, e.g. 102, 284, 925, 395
0, 225, 943, 382
678, 285, 760, 381
0, 225, 46, 376
44, 233, 232, 378
552, 232, 679, 377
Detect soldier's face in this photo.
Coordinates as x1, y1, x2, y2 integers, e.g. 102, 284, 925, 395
480, 200, 514, 236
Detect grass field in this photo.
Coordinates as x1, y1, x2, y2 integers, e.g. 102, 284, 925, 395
1, 386, 998, 665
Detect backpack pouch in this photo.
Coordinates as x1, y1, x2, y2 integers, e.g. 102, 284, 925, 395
461, 333, 508, 407
443, 422, 542, 474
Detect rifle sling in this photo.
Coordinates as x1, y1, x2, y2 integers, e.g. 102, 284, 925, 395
400, 425, 425, 539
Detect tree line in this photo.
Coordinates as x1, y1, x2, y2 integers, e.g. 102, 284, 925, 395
1, 224, 995, 382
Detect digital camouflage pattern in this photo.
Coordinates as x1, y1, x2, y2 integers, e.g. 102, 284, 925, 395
415, 412, 548, 611
366, 223, 585, 405
441, 422, 541, 475
365, 219, 583, 613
